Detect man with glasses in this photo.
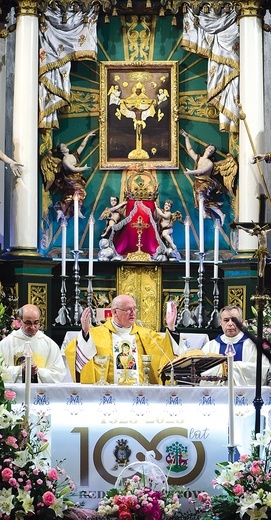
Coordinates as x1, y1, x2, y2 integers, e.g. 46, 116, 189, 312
65, 294, 185, 384
0, 304, 66, 383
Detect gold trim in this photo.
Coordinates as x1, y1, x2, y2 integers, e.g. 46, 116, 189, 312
100, 60, 179, 170
228, 285, 246, 317
238, 0, 266, 18
28, 283, 48, 330
16, 0, 39, 16
117, 265, 162, 330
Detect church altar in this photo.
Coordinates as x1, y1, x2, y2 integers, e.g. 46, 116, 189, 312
9, 383, 271, 510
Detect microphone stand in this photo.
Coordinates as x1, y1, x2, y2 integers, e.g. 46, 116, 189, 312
136, 320, 175, 385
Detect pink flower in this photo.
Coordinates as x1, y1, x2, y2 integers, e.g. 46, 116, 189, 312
240, 454, 250, 462
2, 468, 13, 481
4, 390, 16, 401
5, 436, 18, 448
9, 478, 18, 487
198, 492, 211, 504
250, 464, 261, 476
11, 318, 21, 330
233, 484, 244, 496
47, 468, 59, 481
37, 479, 43, 485
42, 491, 56, 506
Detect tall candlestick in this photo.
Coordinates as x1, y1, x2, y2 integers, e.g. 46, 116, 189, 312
88, 215, 95, 276
184, 216, 191, 278
198, 192, 204, 254
24, 342, 31, 421
61, 217, 67, 277
214, 219, 220, 279
225, 343, 236, 448
73, 192, 79, 251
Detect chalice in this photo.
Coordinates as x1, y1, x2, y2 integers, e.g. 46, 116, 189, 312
141, 354, 152, 385
94, 355, 110, 385
118, 355, 136, 386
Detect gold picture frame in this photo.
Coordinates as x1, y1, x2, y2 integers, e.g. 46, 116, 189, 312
99, 61, 179, 170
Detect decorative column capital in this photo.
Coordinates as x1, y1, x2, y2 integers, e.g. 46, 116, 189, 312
237, 0, 267, 19
16, 0, 39, 16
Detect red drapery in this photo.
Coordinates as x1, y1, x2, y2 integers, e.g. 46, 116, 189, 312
113, 200, 159, 256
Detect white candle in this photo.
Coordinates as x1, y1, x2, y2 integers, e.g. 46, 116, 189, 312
73, 192, 79, 251
24, 342, 32, 421
88, 215, 95, 276
214, 219, 220, 279
184, 216, 191, 278
225, 343, 236, 448
61, 218, 67, 276
198, 192, 204, 254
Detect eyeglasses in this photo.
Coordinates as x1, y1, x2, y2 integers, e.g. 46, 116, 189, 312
22, 320, 41, 326
115, 307, 138, 313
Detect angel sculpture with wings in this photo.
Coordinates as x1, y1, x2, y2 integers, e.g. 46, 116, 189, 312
155, 199, 182, 250
99, 195, 127, 238
41, 132, 95, 220
180, 129, 238, 226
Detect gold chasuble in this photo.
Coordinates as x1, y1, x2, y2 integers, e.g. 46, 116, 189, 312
65, 320, 175, 385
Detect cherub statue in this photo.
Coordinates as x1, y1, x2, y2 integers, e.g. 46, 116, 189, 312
99, 195, 127, 238
180, 129, 238, 226
0, 150, 23, 177
40, 132, 95, 220
155, 199, 182, 250
236, 222, 271, 278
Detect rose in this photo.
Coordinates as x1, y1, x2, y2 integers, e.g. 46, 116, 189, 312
42, 491, 56, 506
4, 389, 16, 401
5, 435, 18, 448
2, 467, 13, 481
47, 468, 59, 481
233, 484, 244, 496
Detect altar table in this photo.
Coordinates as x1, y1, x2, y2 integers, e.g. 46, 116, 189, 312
8, 383, 271, 510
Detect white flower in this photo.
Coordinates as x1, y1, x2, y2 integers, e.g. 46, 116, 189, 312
0, 488, 15, 515
215, 461, 245, 486
237, 493, 262, 518
17, 489, 34, 514
14, 448, 32, 468
246, 506, 268, 519
252, 429, 271, 448
50, 497, 66, 517
0, 404, 16, 428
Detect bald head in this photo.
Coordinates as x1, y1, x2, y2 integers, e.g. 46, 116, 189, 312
111, 295, 137, 328
18, 305, 41, 336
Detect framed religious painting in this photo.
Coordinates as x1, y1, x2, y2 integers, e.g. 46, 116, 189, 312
99, 61, 179, 170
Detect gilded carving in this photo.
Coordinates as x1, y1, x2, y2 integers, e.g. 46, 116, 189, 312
238, 1, 266, 18
27, 283, 48, 330
121, 15, 155, 62
227, 285, 246, 316
117, 265, 161, 330
179, 93, 219, 122
62, 90, 100, 116
16, 0, 39, 16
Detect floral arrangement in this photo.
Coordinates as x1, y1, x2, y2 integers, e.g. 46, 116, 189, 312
0, 361, 76, 520
246, 303, 271, 345
0, 282, 19, 339
96, 474, 181, 520
187, 429, 271, 520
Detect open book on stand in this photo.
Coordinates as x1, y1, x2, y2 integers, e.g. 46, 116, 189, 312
160, 350, 227, 386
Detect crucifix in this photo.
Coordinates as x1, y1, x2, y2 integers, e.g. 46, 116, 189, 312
131, 216, 150, 253
230, 193, 271, 439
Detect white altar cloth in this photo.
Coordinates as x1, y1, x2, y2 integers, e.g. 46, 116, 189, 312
7, 383, 271, 509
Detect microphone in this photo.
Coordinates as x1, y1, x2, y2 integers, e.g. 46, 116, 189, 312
231, 316, 271, 361
136, 319, 175, 385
